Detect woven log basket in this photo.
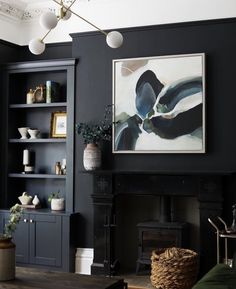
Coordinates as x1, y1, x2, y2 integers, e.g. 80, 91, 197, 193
150, 247, 198, 289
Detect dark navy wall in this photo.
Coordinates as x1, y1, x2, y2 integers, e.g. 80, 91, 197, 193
0, 40, 21, 206
2, 18, 236, 248
19, 42, 72, 61
71, 18, 236, 247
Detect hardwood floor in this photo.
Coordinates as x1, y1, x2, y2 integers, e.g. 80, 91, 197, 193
121, 274, 153, 289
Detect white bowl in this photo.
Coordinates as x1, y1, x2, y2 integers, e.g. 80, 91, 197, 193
18, 127, 30, 139
28, 129, 40, 139
18, 195, 32, 205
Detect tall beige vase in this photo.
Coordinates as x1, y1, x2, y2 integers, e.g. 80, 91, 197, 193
83, 143, 101, 170
0, 237, 15, 281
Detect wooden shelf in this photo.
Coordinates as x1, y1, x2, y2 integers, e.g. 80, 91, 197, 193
9, 138, 66, 143
9, 102, 67, 109
8, 173, 66, 179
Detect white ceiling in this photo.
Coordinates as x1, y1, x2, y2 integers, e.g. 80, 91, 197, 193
1, 0, 236, 46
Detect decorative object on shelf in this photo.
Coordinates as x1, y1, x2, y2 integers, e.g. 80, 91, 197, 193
0, 204, 23, 281
26, 89, 35, 104
32, 195, 40, 206
51, 111, 67, 138
28, 129, 40, 139
48, 191, 65, 211
22, 149, 34, 174
18, 127, 30, 139
28, 0, 123, 55
24, 166, 34, 174
61, 158, 66, 175
112, 53, 205, 154
33, 84, 46, 103
23, 149, 30, 166
55, 161, 62, 175
46, 80, 60, 103
18, 192, 32, 205
76, 105, 112, 170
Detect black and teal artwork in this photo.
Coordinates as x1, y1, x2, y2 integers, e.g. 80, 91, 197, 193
112, 53, 205, 153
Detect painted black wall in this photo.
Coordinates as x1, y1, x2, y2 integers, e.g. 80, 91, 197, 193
71, 18, 236, 247
2, 18, 236, 250
19, 42, 72, 61
0, 40, 22, 206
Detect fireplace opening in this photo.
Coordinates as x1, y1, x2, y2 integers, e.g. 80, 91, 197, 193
115, 195, 199, 274
136, 221, 189, 274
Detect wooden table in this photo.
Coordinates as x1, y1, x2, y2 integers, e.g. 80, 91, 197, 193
0, 267, 126, 289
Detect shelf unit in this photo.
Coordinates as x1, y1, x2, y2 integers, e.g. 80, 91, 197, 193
0, 58, 78, 272
2, 59, 76, 212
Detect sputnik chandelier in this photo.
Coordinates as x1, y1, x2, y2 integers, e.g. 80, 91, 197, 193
29, 0, 123, 55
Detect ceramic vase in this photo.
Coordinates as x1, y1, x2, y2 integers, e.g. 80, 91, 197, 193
32, 195, 40, 206
83, 143, 101, 170
0, 237, 15, 281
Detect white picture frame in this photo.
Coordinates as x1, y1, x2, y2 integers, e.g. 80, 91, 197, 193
112, 53, 205, 153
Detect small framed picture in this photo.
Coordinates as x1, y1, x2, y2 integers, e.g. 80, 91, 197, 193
51, 111, 67, 138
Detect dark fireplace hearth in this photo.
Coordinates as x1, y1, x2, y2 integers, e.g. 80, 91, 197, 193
91, 171, 224, 276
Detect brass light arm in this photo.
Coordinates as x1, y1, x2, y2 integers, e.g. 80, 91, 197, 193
42, 0, 77, 42
52, 0, 108, 36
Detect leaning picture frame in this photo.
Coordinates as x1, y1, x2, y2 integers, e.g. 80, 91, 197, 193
51, 111, 67, 138
112, 53, 205, 154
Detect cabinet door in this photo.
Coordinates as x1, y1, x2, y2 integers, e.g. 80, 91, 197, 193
1, 213, 29, 264
14, 218, 29, 263
29, 214, 62, 267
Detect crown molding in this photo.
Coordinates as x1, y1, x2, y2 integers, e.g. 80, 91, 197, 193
0, 1, 24, 20
0, 0, 92, 22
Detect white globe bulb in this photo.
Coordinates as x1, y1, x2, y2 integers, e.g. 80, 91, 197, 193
62, 7, 72, 21
28, 38, 45, 55
106, 31, 123, 49
39, 11, 58, 30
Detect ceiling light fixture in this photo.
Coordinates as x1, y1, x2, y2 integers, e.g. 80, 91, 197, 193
28, 0, 123, 55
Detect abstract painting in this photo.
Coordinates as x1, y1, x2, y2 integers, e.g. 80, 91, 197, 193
112, 53, 205, 153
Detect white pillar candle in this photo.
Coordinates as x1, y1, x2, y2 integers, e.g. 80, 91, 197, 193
61, 158, 66, 167
23, 149, 30, 165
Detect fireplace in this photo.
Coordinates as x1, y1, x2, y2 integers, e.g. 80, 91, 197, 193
91, 171, 224, 276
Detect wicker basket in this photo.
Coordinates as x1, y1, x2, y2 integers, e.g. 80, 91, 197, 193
150, 247, 198, 289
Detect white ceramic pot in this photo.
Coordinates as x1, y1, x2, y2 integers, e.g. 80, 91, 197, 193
28, 129, 40, 139
51, 198, 65, 211
18, 127, 30, 139
0, 237, 15, 281
83, 143, 101, 171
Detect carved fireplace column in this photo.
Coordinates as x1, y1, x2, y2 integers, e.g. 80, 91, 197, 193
197, 176, 223, 275
91, 172, 117, 276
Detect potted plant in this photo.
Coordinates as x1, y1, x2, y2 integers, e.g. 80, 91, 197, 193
76, 105, 112, 170
48, 191, 65, 211
0, 204, 23, 281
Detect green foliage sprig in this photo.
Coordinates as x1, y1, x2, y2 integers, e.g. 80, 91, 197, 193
3, 204, 24, 238
48, 190, 61, 203
76, 105, 112, 145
